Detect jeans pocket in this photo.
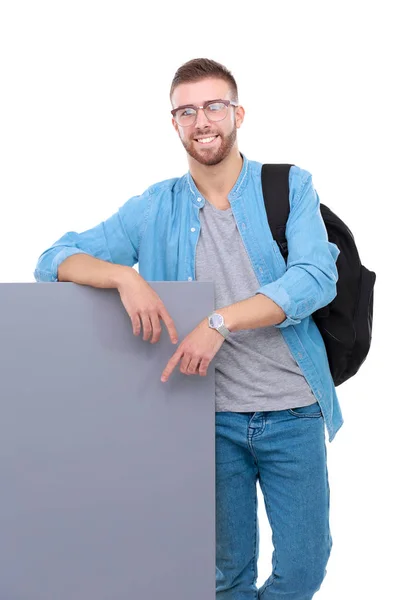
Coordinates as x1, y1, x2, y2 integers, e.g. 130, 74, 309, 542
288, 401, 323, 418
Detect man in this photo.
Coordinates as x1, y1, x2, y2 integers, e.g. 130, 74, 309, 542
34, 58, 342, 599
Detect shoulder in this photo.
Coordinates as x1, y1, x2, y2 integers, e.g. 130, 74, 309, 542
247, 159, 313, 205
121, 173, 187, 214
248, 158, 316, 210
147, 174, 187, 198
289, 164, 312, 186
246, 158, 312, 187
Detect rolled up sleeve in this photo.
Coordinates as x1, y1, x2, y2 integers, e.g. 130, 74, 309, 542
34, 189, 152, 282
256, 170, 340, 328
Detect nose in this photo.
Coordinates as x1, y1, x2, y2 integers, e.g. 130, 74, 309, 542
194, 107, 211, 129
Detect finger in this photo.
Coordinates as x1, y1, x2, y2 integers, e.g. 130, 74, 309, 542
132, 314, 141, 336
186, 357, 201, 375
198, 357, 210, 377
149, 312, 162, 344
140, 314, 152, 341
161, 348, 184, 382
159, 306, 179, 344
179, 353, 192, 374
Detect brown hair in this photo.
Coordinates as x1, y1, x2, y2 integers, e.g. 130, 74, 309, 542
170, 58, 238, 104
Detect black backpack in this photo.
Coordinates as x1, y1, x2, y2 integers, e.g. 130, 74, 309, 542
261, 164, 376, 387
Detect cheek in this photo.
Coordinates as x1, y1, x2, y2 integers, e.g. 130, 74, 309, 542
219, 122, 232, 137
179, 128, 194, 142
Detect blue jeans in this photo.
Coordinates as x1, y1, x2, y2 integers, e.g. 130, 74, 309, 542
215, 402, 332, 599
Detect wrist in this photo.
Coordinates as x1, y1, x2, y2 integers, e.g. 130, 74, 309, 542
215, 307, 235, 332
207, 311, 231, 339
113, 265, 140, 290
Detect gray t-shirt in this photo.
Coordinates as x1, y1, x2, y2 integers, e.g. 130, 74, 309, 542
195, 200, 316, 412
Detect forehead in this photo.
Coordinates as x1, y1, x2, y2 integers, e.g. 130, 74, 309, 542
172, 77, 231, 107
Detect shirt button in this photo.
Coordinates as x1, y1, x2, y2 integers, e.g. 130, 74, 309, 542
188, 277, 193, 281
197, 197, 201, 202
191, 227, 196, 232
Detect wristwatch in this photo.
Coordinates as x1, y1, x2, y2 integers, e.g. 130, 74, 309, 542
207, 312, 231, 339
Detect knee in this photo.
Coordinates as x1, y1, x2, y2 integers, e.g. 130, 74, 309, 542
259, 565, 328, 599
259, 543, 332, 598
293, 540, 332, 595
289, 563, 328, 596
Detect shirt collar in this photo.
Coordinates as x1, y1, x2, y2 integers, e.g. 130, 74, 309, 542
185, 152, 249, 207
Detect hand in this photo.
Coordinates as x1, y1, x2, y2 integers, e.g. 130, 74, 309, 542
117, 270, 178, 344
161, 318, 225, 382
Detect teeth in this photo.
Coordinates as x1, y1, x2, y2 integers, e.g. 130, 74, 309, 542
197, 136, 217, 144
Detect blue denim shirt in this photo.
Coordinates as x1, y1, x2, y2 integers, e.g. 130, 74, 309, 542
34, 154, 343, 441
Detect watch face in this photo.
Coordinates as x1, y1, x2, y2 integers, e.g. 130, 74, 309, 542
210, 313, 223, 328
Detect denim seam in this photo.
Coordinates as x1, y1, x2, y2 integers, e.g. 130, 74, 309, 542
186, 173, 196, 198
231, 157, 249, 199
116, 211, 135, 259
292, 170, 311, 212
287, 408, 323, 419
248, 421, 277, 595
259, 476, 278, 591
252, 476, 258, 599
324, 442, 333, 557
137, 190, 153, 256
101, 221, 114, 263
247, 421, 266, 463
237, 196, 272, 285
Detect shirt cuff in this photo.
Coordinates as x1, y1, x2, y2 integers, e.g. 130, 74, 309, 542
34, 248, 89, 282
256, 286, 302, 329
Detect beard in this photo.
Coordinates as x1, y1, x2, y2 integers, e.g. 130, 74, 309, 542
179, 125, 237, 166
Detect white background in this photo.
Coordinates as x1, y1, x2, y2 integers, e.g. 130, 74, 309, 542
1, 1, 398, 597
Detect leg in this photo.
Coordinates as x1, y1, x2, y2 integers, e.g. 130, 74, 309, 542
254, 403, 332, 599
215, 411, 260, 600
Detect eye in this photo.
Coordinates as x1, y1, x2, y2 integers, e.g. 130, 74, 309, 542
207, 102, 225, 112
179, 108, 196, 117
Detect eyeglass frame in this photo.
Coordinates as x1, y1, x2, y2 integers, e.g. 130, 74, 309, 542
171, 99, 239, 126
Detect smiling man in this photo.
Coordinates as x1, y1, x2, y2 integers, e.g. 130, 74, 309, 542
172, 82, 239, 169
34, 58, 342, 599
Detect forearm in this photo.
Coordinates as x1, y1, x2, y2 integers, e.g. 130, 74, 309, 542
217, 294, 286, 332
58, 254, 137, 289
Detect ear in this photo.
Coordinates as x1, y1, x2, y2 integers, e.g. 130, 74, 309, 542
172, 117, 179, 134
235, 105, 245, 129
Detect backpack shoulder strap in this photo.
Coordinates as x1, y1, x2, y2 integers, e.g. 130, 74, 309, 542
261, 164, 293, 259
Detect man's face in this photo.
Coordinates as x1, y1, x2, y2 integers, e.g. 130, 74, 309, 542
171, 78, 244, 167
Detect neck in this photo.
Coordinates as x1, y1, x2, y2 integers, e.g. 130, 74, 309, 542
188, 146, 243, 201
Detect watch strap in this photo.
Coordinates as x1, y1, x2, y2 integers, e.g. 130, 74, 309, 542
217, 323, 230, 338
207, 312, 231, 339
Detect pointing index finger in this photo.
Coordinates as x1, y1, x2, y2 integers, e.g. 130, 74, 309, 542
161, 348, 183, 382
159, 306, 179, 344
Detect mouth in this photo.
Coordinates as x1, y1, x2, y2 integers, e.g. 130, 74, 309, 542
194, 135, 219, 146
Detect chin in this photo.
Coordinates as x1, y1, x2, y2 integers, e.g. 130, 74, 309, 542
198, 154, 226, 166
183, 129, 237, 166
185, 142, 228, 166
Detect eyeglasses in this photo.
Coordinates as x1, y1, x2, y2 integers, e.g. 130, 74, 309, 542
171, 99, 239, 127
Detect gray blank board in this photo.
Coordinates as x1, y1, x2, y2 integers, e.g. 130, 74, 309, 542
0, 281, 216, 600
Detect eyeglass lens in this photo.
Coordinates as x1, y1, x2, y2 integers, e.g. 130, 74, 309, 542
175, 102, 228, 126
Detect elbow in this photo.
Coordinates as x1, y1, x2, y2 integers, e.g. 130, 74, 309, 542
312, 265, 338, 312
34, 248, 58, 282
289, 263, 338, 320
326, 279, 338, 304
34, 267, 57, 282
317, 279, 337, 311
